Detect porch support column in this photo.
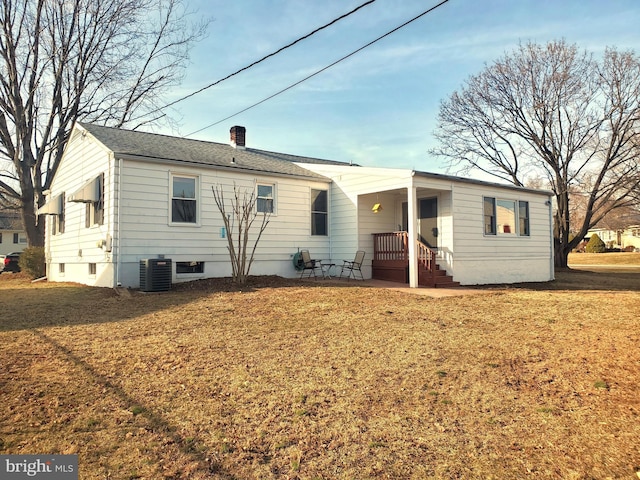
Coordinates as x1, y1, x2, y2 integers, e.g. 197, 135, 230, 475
407, 184, 418, 288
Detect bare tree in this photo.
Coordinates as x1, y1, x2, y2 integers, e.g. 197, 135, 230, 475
0, 0, 208, 246
212, 184, 271, 285
432, 41, 640, 268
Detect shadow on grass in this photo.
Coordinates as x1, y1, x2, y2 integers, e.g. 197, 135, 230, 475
0, 275, 368, 332
2, 269, 637, 333
31, 329, 237, 479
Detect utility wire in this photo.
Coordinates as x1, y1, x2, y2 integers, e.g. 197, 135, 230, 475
131, 0, 377, 123
187, 0, 450, 137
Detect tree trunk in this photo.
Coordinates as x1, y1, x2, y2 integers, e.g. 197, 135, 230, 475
21, 193, 44, 247
553, 188, 572, 269
554, 238, 568, 268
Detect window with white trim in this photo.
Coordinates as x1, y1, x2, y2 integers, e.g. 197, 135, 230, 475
519, 201, 530, 236
483, 197, 530, 236
171, 174, 198, 224
257, 184, 275, 214
53, 193, 65, 235
86, 173, 105, 227
497, 199, 516, 234
311, 189, 328, 236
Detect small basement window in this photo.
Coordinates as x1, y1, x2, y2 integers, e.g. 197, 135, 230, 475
176, 261, 204, 274
88, 263, 97, 275
59, 263, 65, 274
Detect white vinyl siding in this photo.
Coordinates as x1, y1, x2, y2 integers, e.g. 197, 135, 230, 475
114, 160, 332, 287
453, 185, 551, 284
44, 128, 114, 287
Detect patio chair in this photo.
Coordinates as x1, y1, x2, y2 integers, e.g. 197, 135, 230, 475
299, 250, 321, 279
339, 250, 365, 280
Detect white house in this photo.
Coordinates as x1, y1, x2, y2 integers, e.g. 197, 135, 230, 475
38, 123, 554, 288
0, 212, 28, 255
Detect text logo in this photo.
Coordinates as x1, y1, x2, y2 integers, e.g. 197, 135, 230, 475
1, 455, 78, 479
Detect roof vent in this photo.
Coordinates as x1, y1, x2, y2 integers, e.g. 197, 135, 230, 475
230, 126, 246, 149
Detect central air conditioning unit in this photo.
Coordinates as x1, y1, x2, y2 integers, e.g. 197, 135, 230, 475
140, 258, 172, 292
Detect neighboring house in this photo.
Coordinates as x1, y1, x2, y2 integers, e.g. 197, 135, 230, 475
0, 211, 28, 255
38, 123, 554, 288
586, 226, 640, 251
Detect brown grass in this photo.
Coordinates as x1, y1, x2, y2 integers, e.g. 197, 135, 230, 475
1, 271, 639, 479
569, 251, 640, 266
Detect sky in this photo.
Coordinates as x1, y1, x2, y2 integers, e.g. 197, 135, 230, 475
160, 0, 640, 173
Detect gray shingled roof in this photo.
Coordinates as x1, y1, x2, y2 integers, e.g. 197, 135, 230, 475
0, 212, 22, 230
79, 123, 350, 180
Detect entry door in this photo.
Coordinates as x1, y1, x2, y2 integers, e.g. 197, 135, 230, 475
419, 197, 438, 249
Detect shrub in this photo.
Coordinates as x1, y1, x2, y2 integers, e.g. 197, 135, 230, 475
18, 246, 46, 279
585, 234, 606, 253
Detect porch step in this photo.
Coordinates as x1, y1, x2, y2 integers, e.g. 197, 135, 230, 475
434, 280, 461, 288
371, 259, 460, 288
418, 264, 460, 288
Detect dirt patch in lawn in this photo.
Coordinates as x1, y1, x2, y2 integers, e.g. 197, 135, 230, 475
1, 272, 639, 479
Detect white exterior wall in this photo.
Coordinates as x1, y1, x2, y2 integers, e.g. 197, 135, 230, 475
44, 130, 115, 287
45, 142, 553, 288
45, 133, 334, 288
450, 182, 553, 285
621, 228, 640, 250
0, 230, 27, 255
114, 159, 332, 287
298, 164, 415, 279
300, 163, 553, 285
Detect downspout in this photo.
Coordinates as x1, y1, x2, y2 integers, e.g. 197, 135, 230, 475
548, 195, 555, 280
329, 181, 333, 261
407, 173, 418, 288
114, 157, 123, 287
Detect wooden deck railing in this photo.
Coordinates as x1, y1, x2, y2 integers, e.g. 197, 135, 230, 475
372, 231, 436, 273
372, 231, 409, 261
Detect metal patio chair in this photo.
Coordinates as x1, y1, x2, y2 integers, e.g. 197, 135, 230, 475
299, 250, 321, 279
339, 250, 365, 280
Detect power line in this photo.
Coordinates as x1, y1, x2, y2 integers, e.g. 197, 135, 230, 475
187, 0, 451, 137
132, 0, 377, 123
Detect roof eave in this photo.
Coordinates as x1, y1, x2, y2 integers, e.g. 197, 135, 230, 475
114, 153, 332, 183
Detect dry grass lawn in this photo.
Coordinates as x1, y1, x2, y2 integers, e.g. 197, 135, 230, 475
569, 251, 640, 266
1, 270, 639, 479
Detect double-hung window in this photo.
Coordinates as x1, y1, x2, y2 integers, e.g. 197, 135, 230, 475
311, 189, 328, 236
53, 194, 65, 235
171, 175, 198, 224
483, 197, 530, 236
497, 199, 516, 234
86, 173, 105, 227
484, 197, 497, 235
519, 201, 530, 236
257, 184, 275, 214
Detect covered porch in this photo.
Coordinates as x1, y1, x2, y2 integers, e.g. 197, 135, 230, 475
371, 231, 459, 288
350, 180, 457, 288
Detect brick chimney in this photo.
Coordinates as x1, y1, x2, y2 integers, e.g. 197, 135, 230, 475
230, 126, 246, 149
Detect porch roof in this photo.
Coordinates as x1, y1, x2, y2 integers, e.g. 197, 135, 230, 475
412, 170, 552, 197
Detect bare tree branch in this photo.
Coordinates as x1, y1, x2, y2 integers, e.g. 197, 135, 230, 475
212, 183, 271, 285
431, 40, 640, 267
0, 0, 208, 246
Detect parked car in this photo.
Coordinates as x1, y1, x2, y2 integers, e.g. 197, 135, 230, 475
0, 255, 4, 273
2, 252, 21, 273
